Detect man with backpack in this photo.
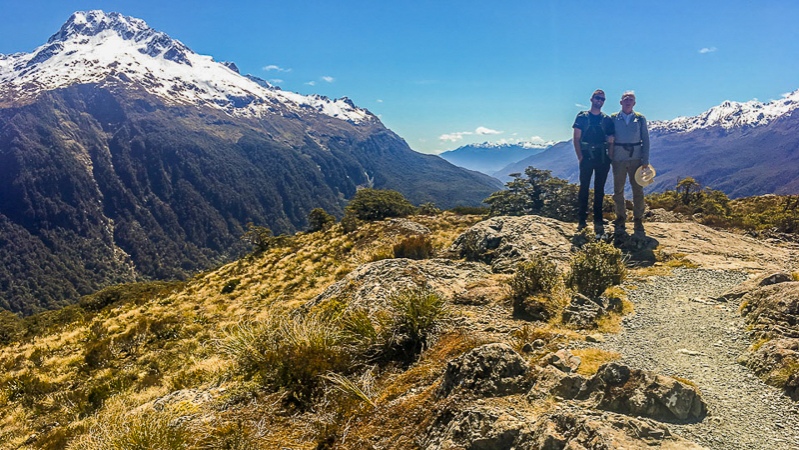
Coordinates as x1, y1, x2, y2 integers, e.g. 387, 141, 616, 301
573, 89, 615, 236
609, 91, 650, 237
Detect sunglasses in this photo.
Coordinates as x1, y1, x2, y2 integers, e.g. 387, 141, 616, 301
593, 96, 606, 101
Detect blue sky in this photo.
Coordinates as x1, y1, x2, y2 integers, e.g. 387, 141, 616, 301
2, 1, 798, 154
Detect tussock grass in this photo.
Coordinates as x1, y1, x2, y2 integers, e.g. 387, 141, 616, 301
571, 348, 621, 376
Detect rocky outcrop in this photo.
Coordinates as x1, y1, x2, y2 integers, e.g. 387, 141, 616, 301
424, 405, 707, 450
561, 293, 622, 329
738, 338, 799, 401
718, 272, 794, 302
736, 281, 799, 399
584, 362, 707, 422
739, 281, 799, 339
302, 258, 492, 315
438, 343, 532, 398
448, 216, 574, 273
530, 361, 707, 423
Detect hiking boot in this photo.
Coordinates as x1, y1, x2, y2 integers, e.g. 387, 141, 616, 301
594, 222, 605, 237
613, 219, 627, 236
633, 218, 645, 236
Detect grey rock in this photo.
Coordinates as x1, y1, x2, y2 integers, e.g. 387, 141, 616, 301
718, 272, 794, 302
583, 362, 708, 422
438, 343, 532, 399
301, 258, 491, 315
448, 215, 574, 273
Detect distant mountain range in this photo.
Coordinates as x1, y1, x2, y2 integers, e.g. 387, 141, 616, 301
0, 11, 502, 314
439, 141, 552, 175
498, 92, 799, 197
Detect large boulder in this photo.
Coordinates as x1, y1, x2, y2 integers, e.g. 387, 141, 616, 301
737, 281, 799, 399
448, 216, 574, 273
301, 258, 492, 315
438, 343, 533, 399
523, 410, 707, 450
738, 338, 799, 401
425, 406, 707, 450
717, 272, 794, 303
581, 362, 707, 422
423, 406, 532, 450
739, 281, 799, 339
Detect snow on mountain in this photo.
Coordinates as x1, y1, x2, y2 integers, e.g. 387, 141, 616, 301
651, 89, 799, 133
0, 10, 373, 123
464, 140, 555, 150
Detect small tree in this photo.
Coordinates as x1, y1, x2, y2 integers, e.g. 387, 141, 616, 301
345, 189, 416, 221
241, 223, 274, 253
307, 208, 335, 232
676, 177, 701, 206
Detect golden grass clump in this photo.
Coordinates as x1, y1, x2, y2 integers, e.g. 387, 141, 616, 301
570, 348, 622, 376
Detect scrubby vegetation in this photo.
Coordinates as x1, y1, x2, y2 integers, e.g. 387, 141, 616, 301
647, 177, 799, 234
0, 213, 488, 449
484, 167, 581, 221
567, 240, 627, 299
509, 254, 565, 321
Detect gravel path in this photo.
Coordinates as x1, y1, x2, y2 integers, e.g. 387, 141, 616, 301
596, 268, 799, 450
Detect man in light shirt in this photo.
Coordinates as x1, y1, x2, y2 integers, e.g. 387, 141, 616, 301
610, 91, 650, 237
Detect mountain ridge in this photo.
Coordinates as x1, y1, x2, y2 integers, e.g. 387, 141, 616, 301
0, 11, 501, 314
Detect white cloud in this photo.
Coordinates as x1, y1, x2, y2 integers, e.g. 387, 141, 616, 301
439, 131, 473, 142
475, 126, 502, 135
306, 81, 317, 86
321, 76, 335, 83
269, 79, 283, 84
376, 99, 383, 103
699, 47, 717, 54
576, 103, 588, 109
263, 64, 291, 72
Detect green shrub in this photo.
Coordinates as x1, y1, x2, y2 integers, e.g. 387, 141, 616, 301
340, 212, 361, 233
77, 281, 184, 313
0, 310, 23, 345
221, 278, 240, 294
418, 202, 442, 216
509, 255, 561, 300
509, 255, 563, 321
308, 208, 336, 232
344, 188, 416, 221
388, 288, 447, 357
567, 241, 627, 298
393, 235, 434, 260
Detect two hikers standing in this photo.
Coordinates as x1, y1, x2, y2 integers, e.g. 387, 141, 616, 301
572, 90, 650, 238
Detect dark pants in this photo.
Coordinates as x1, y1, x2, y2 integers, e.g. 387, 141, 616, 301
578, 157, 610, 225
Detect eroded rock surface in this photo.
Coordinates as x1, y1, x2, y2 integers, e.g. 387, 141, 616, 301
303, 258, 492, 314
438, 343, 532, 398
448, 215, 574, 273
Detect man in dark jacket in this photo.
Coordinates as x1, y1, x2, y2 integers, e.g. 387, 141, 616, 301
573, 89, 615, 236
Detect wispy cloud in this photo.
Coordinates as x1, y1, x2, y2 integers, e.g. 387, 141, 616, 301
576, 103, 588, 109
476, 126, 503, 135
439, 131, 473, 142
376, 99, 384, 103
699, 47, 717, 54
269, 79, 283, 84
321, 76, 335, 83
306, 81, 317, 86
263, 64, 291, 72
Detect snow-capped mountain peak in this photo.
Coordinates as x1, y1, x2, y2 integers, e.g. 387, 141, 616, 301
0, 10, 373, 123
651, 89, 799, 133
